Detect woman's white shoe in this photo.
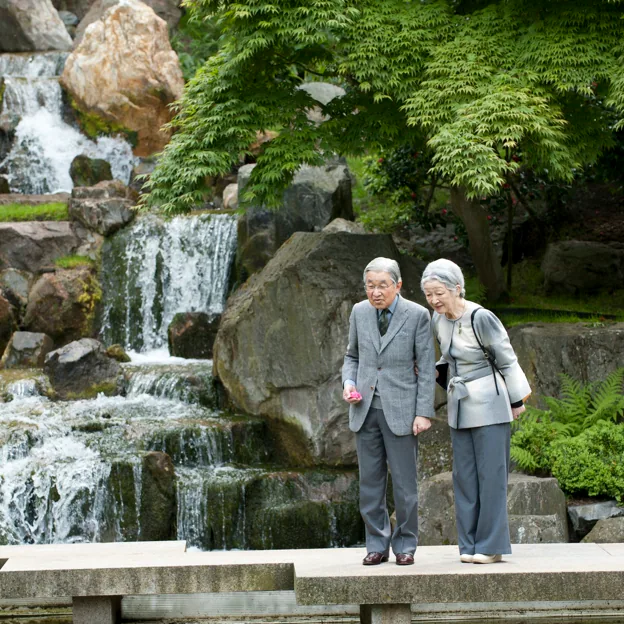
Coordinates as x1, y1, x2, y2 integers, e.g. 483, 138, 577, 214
459, 554, 474, 563
473, 553, 502, 564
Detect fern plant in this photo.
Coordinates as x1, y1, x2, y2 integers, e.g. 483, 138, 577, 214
511, 368, 624, 477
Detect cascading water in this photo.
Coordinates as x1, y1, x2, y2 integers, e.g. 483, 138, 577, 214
99, 213, 237, 353
0, 52, 136, 194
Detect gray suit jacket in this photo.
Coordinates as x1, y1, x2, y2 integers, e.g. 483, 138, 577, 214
342, 295, 436, 435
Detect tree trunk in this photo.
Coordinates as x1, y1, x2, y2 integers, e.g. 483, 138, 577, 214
450, 187, 506, 303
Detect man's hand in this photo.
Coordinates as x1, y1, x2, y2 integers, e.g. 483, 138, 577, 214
413, 416, 431, 436
511, 404, 526, 420
343, 384, 362, 404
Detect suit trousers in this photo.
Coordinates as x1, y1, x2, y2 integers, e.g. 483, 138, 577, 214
356, 407, 419, 556
450, 422, 512, 556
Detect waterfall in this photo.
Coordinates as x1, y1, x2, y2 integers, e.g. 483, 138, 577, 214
0, 52, 136, 194
99, 212, 237, 353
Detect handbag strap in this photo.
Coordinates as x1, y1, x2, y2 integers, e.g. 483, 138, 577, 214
470, 308, 501, 395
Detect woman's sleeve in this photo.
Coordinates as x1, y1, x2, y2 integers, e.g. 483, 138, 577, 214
474, 309, 531, 404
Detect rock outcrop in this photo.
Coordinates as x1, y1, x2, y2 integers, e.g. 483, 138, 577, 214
0, 221, 100, 274
75, 0, 182, 43
1, 331, 54, 369
69, 180, 136, 236
0, 0, 73, 52
44, 337, 122, 399
581, 517, 624, 543
213, 230, 425, 465
0, 268, 32, 320
236, 161, 354, 279
542, 241, 624, 293
61, 0, 184, 156
568, 500, 624, 541
0, 293, 17, 357
168, 312, 220, 360
509, 323, 624, 404
24, 267, 101, 345
418, 472, 569, 546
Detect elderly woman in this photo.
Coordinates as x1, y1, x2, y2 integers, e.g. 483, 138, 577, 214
421, 259, 531, 564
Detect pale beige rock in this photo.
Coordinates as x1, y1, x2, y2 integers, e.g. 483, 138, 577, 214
61, 0, 184, 156
0, 0, 73, 52
222, 183, 238, 210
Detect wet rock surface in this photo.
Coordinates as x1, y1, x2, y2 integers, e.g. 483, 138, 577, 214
168, 312, 220, 360
44, 337, 122, 399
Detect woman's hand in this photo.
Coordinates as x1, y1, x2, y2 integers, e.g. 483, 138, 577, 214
413, 416, 431, 436
343, 384, 362, 404
511, 404, 526, 420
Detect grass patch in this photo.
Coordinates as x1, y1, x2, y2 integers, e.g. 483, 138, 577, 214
55, 255, 94, 269
0, 203, 69, 222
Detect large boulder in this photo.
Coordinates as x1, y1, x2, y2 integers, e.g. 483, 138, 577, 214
0, 294, 17, 357
69, 155, 113, 188
568, 500, 624, 541
509, 323, 624, 405
0, 0, 73, 52
542, 240, 624, 293
236, 161, 354, 279
75, 0, 181, 43
581, 517, 624, 543
418, 472, 568, 546
61, 0, 184, 156
0, 221, 100, 274
44, 337, 122, 399
23, 268, 101, 345
213, 230, 425, 466
1, 331, 54, 369
168, 312, 220, 360
139, 451, 177, 541
69, 180, 136, 236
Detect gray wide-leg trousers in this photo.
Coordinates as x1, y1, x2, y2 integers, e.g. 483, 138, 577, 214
450, 422, 511, 556
355, 407, 419, 556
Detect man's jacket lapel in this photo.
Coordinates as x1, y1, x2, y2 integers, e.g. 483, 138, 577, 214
380, 296, 408, 353
366, 303, 381, 353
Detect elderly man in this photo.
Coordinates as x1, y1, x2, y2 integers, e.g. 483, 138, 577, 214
343, 257, 435, 566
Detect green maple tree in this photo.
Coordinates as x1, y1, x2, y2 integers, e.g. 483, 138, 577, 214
145, 0, 624, 300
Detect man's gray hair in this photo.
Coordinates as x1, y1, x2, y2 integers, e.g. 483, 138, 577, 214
420, 258, 465, 297
363, 257, 402, 284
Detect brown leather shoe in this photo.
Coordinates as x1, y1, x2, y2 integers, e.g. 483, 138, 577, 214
395, 553, 414, 566
362, 552, 388, 566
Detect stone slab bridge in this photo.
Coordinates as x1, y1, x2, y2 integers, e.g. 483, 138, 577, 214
1, 542, 624, 624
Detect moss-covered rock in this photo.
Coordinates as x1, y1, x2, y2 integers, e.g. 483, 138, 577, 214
168, 312, 220, 359
106, 344, 131, 363
24, 267, 102, 345
139, 451, 177, 541
44, 338, 122, 400
69, 154, 113, 187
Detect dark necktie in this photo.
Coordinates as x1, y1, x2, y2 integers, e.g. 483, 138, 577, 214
379, 308, 389, 336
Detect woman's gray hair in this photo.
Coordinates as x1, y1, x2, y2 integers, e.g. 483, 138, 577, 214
363, 257, 401, 284
420, 258, 465, 297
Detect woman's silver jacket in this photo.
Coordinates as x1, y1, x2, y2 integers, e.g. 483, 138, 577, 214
432, 300, 531, 429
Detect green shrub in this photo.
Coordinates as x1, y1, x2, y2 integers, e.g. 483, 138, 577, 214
511, 368, 624, 481
549, 421, 624, 502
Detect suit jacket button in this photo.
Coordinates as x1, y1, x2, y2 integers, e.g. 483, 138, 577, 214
370, 386, 374, 390
377, 367, 382, 371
